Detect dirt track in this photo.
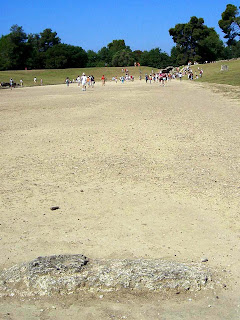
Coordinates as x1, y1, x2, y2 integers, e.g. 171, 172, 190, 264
0, 80, 240, 319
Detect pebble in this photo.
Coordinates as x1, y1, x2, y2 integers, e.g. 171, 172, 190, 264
99, 295, 103, 299
201, 258, 208, 262
50, 206, 60, 211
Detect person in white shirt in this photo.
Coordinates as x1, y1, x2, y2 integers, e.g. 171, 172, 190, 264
81, 73, 87, 91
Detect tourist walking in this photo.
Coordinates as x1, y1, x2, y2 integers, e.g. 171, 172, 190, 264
10, 78, 13, 90
101, 75, 105, 86
81, 73, 87, 91
66, 77, 70, 86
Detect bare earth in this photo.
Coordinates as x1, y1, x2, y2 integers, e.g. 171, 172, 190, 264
0, 80, 240, 319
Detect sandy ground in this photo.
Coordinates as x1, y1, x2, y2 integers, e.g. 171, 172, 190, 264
0, 80, 240, 319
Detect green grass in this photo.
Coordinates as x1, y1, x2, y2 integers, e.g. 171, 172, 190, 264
1, 60, 239, 87
0, 66, 153, 87
184, 59, 240, 86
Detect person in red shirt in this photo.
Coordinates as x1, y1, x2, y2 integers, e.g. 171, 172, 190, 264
101, 75, 105, 86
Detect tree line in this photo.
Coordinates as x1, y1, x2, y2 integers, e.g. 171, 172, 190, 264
0, 3, 239, 71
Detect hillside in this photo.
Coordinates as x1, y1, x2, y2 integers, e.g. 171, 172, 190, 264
184, 59, 240, 86
1, 59, 239, 87
0, 66, 153, 87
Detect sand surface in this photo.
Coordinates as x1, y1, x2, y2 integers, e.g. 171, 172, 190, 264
0, 80, 240, 319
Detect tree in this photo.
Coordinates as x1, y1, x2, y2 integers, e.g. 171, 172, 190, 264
112, 49, 134, 67
39, 28, 60, 52
218, 4, 240, 46
169, 17, 224, 64
132, 50, 143, 63
44, 44, 88, 69
26, 33, 44, 69
197, 28, 224, 62
107, 40, 127, 53
98, 40, 132, 66
0, 25, 28, 70
0, 35, 12, 70
139, 48, 171, 69
97, 46, 111, 65
86, 50, 98, 67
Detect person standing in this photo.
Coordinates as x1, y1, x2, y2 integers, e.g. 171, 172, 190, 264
91, 75, 95, 88
66, 77, 70, 86
20, 79, 23, 87
81, 73, 87, 91
101, 75, 105, 86
77, 75, 81, 87
34, 77, 37, 84
10, 78, 13, 90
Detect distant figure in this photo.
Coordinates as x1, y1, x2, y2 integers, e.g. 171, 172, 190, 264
91, 75, 95, 88
179, 72, 182, 81
101, 75, 105, 86
40, 79, 43, 86
20, 79, 23, 87
34, 77, 37, 84
81, 73, 87, 91
149, 74, 152, 84
77, 75, 81, 87
10, 78, 13, 90
66, 77, 70, 86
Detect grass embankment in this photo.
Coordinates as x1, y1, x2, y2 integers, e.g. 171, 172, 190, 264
0, 66, 153, 87
186, 59, 240, 86
1, 60, 239, 87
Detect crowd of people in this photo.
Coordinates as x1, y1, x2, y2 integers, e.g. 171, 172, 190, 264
65, 74, 95, 90
181, 64, 204, 80
3, 65, 204, 91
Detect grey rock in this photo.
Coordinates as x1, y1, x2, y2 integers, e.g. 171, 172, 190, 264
50, 206, 60, 211
0, 254, 213, 297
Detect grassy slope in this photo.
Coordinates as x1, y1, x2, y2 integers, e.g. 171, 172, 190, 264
0, 66, 153, 87
185, 59, 240, 86
0, 59, 239, 87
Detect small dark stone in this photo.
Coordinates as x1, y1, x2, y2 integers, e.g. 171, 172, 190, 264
80, 190, 84, 192
201, 258, 208, 263
50, 206, 60, 211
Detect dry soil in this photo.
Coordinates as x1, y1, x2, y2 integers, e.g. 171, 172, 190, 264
0, 80, 240, 319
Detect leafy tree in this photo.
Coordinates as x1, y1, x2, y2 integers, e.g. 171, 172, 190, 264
39, 28, 60, 52
45, 44, 87, 69
0, 25, 28, 70
97, 46, 111, 65
169, 16, 224, 64
112, 49, 134, 67
0, 35, 12, 70
26, 33, 44, 69
107, 39, 127, 53
197, 28, 224, 62
132, 50, 143, 63
218, 4, 240, 46
86, 50, 98, 67
139, 48, 171, 69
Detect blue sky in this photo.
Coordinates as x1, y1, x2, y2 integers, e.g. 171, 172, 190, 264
1, 0, 239, 54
